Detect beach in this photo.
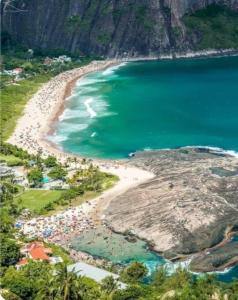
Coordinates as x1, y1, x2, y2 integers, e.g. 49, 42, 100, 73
9, 59, 154, 262
7, 60, 119, 160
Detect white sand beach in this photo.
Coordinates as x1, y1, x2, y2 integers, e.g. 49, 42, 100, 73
10, 60, 154, 251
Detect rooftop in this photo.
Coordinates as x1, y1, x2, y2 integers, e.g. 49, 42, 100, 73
68, 262, 127, 289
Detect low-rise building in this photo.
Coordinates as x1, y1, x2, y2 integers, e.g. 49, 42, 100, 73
16, 242, 63, 269
68, 262, 127, 289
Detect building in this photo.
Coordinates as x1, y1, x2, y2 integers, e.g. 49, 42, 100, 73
0, 165, 14, 179
16, 242, 63, 269
20, 242, 52, 261
68, 262, 127, 289
12, 68, 23, 75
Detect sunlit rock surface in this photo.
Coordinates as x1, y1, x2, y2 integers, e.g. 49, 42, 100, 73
105, 148, 238, 270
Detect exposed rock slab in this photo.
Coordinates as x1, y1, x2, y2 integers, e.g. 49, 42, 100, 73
104, 148, 238, 264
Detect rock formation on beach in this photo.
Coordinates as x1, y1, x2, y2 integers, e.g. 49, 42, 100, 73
104, 148, 238, 271
1, 0, 238, 57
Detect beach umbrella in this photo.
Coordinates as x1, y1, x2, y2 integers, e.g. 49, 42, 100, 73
15, 222, 22, 228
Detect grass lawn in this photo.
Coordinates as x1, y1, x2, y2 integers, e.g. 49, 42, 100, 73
0, 153, 23, 165
14, 189, 100, 216
15, 189, 63, 214
46, 191, 100, 216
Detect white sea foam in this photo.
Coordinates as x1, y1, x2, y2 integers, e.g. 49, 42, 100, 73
76, 77, 105, 87
163, 258, 192, 275
102, 62, 127, 76
50, 134, 68, 143
59, 108, 89, 121
184, 146, 238, 158
84, 98, 97, 118
60, 123, 89, 133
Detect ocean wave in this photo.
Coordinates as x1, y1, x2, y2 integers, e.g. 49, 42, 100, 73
76, 77, 105, 87
136, 145, 238, 158
191, 267, 234, 276
59, 108, 89, 121
84, 98, 97, 118
102, 62, 127, 76
144, 147, 152, 151
50, 134, 68, 143
59, 123, 89, 133
184, 146, 238, 158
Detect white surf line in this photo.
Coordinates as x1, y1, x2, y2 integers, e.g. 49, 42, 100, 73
84, 98, 97, 118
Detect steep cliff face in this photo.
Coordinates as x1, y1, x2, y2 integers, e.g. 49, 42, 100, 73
1, 0, 238, 57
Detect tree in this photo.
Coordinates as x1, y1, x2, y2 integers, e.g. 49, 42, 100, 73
48, 166, 67, 180
27, 168, 43, 186
122, 262, 148, 283
0, 208, 15, 234
112, 285, 144, 300
0, 236, 21, 267
44, 156, 58, 168
164, 268, 192, 290
152, 266, 168, 287
35, 271, 59, 300
1, 290, 22, 300
57, 264, 83, 300
101, 276, 118, 295
1, 266, 37, 299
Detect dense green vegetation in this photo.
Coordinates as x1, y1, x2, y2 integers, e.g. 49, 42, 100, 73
1, 260, 238, 300
184, 4, 238, 50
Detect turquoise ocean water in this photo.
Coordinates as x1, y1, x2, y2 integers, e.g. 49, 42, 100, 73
51, 57, 238, 281
51, 56, 238, 159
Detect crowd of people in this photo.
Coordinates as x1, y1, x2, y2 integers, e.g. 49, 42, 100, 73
8, 60, 115, 161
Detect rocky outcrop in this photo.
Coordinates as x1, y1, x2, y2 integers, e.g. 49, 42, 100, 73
104, 148, 238, 269
190, 236, 238, 272
1, 0, 237, 57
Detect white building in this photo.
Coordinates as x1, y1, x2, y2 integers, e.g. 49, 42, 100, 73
68, 262, 127, 289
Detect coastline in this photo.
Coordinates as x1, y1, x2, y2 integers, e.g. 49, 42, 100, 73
7, 60, 121, 161
10, 59, 155, 261
9, 52, 238, 273
7, 49, 238, 161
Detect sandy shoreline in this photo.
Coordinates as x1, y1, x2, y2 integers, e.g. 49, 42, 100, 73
8, 60, 121, 161
10, 60, 154, 248
11, 53, 238, 269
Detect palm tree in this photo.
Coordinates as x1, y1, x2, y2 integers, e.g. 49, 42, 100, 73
57, 264, 83, 300
101, 276, 118, 296
36, 274, 59, 300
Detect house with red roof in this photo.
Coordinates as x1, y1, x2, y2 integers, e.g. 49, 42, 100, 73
21, 242, 52, 261
16, 242, 62, 269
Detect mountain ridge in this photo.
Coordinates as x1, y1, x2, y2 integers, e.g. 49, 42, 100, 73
1, 0, 238, 57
